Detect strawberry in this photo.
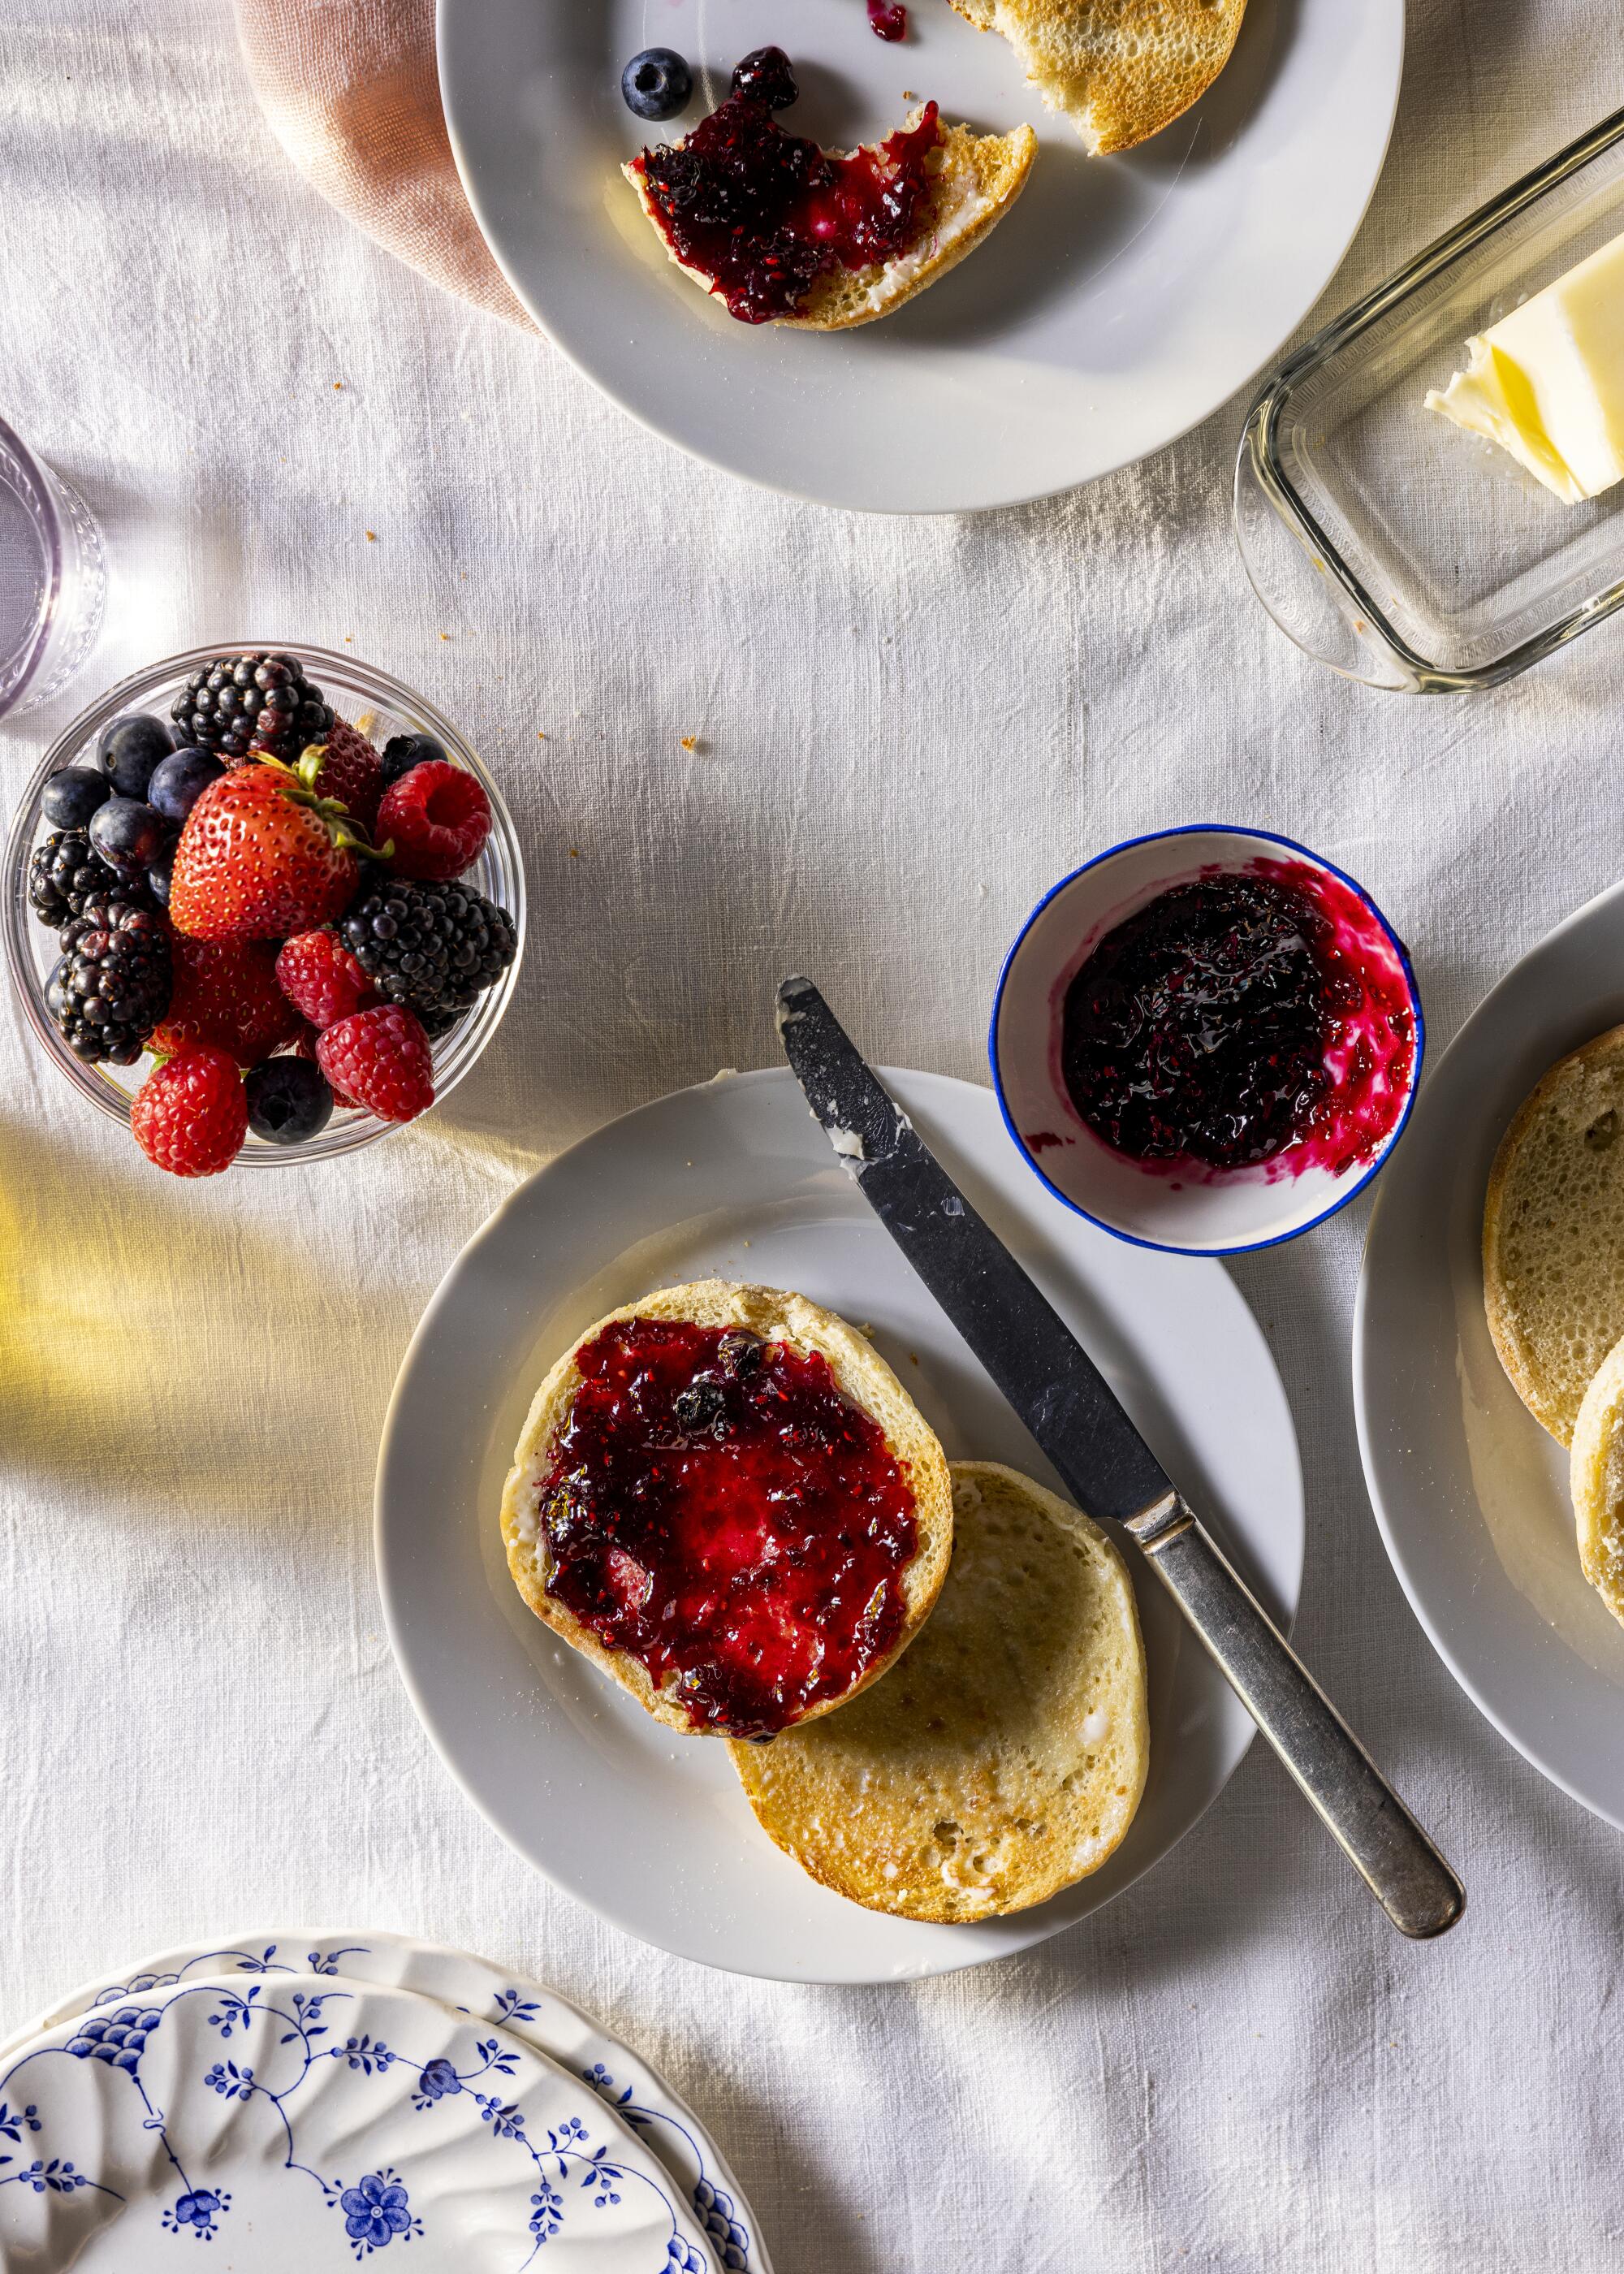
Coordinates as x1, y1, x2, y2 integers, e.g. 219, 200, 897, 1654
317, 1004, 434, 1123
168, 759, 368, 940
149, 933, 303, 1066
287, 719, 382, 832
276, 927, 378, 1029
376, 761, 490, 881
131, 1045, 248, 1176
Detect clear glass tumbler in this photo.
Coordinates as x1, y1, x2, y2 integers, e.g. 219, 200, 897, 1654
0, 417, 106, 718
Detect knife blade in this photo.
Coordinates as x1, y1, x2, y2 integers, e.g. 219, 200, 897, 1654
777, 975, 1465, 1941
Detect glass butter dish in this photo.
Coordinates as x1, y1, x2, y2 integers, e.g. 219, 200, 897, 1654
1236, 107, 1624, 691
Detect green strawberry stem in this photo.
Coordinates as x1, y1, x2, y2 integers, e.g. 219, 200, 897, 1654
256, 747, 395, 862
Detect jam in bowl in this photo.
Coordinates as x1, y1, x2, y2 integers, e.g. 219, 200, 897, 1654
990, 827, 1424, 1254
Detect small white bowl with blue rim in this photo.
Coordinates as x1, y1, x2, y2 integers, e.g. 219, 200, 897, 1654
989, 825, 1424, 1256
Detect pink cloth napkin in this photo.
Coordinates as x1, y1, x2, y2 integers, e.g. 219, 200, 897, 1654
233, 0, 537, 330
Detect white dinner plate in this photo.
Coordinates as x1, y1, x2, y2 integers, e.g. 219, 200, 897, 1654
0, 1972, 716, 2270
1355, 880, 1624, 1827
375, 1067, 1303, 1982
436, 0, 1405, 511
0, 1930, 765, 2274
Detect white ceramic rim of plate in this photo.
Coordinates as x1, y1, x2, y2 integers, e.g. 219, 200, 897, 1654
0, 1928, 766, 2274
374, 1064, 1305, 1981
435, 0, 1406, 511
1353, 873, 1624, 1825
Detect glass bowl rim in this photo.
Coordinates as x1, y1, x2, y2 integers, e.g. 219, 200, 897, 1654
2, 640, 526, 1165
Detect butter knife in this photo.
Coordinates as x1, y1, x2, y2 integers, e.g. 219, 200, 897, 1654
776, 976, 1464, 1940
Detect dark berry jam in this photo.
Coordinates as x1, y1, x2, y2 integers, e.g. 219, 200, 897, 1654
868, 0, 908, 38
1059, 859, 1415, 1178
537, 1316, 918, 1737
633, 66, 942, 323
731, 45, 798, 109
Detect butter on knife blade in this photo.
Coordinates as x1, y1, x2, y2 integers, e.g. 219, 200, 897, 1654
1426, 228, 1624, 503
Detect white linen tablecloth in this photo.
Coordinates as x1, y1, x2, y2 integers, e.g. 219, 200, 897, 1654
4, 3, 1623, 2266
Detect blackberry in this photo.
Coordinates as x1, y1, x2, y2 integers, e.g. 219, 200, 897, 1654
47, 897, 172, 1064
379, 730, 447, 788
28, 829, 154, 929
341, 877, 516, 1030
170, 651, 334, 763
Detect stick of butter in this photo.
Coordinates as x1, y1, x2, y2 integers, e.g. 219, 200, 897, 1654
1426, 229, 1624, 503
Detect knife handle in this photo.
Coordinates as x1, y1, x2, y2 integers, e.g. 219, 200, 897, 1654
1129, 1498, 1464, 1939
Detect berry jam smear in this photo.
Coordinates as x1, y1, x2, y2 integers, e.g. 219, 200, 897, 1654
537, 1317, 919, 1737
632, 54, 943, 324
1059, 859, 1415, 1178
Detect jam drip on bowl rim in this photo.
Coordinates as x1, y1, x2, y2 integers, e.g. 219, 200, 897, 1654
536, 1316, 919, 1738
630, 50, 943, 324
1058, 858, 1415, 1180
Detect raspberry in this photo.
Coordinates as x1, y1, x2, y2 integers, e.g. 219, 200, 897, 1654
300, 719, 382, 831
293, 1022, 358, 1106
377, 762, 490, 881
276, 928, 378, 1029
317, 1004, 434, 1123
131, 1045, 248, 1176
149, 933, 301, 1066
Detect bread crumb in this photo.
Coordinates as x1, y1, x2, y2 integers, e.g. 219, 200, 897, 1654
568, 847, 579, 859
333, 380, 343, 390
365, 530, 377, 542
680, 734, 698, 752
537, 730, 548, 741
439, 631, 451, 641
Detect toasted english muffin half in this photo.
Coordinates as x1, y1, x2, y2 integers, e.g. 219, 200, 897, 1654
624, 115, 1036, 331
1570, 1332, 1624, 1628
1483, 1027, 1624, 1446
947, 0, 1247, 155
500, 1280, 952, 1737
729, 1461, 1148, 1921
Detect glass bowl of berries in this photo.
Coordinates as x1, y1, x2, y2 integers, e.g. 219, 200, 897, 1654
2, 642, 525, 1173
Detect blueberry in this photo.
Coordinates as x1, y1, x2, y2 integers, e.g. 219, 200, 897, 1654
41, 767, 111, 830
148, 747, 224, 824
146, 845, 174, 906
731, 45, 797, 108
673, 1381, 728, 1433
97, 713, 175, 799
244, 1055, 334, 1145
89, 798, 170, 877
622, 47, 693, 121
379, 730, 448, 788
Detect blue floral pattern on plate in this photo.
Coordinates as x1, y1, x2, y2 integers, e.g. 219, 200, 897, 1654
0, 1934, 764, 2274
0, 1972, 719, 2271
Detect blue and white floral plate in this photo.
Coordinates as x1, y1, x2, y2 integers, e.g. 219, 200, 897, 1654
0, 1969, 719, 2271
0, 1931, 762, 2273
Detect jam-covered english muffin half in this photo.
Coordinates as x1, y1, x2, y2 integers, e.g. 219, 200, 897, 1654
623, 49, 1036, 330
500, 1280, 953, 1740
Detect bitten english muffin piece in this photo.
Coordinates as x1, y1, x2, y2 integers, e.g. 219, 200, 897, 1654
1570, 1332, 1624, 1628
500, 1281, 952, 1738
788, 118, 1038, 331
1483, 1027, 1624, 1445
729, 1462, 1148, 1921
947, 0, 1248, 155
624, 113, 1036, 331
